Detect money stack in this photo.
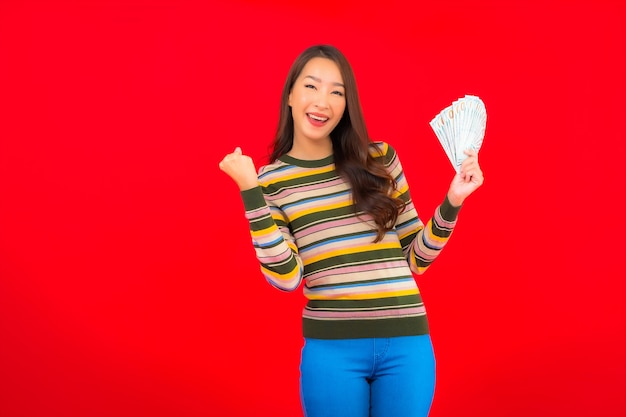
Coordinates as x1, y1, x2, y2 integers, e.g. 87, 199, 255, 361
430, 95, 487, 173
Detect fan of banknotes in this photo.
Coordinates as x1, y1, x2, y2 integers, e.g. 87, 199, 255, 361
429, 94, 487, 173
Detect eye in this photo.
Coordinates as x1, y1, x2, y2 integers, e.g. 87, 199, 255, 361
304, 84, 316, 90
332, 90, 344, 97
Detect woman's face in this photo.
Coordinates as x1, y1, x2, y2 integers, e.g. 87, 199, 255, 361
288, 57, 346, 151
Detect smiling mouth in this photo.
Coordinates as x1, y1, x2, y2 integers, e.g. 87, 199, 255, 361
307, 113, 329, 125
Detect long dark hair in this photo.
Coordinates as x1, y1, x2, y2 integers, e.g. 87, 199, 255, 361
269, 44, 405, 242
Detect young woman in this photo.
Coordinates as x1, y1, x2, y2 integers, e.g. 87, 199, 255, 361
219, 44, 484, 417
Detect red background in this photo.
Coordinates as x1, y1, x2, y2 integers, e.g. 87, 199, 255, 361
1, 1, 625, 416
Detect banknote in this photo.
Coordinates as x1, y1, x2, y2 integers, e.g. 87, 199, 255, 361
430, 95, 486, 172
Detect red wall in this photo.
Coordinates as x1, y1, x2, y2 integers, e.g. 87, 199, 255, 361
1, 1, 624, 416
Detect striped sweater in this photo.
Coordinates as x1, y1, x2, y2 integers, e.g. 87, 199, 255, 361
240, 141, 461, 339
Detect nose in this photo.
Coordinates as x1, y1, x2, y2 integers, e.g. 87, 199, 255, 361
314, 93, 329, 109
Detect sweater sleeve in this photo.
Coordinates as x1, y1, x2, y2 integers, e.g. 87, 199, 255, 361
240, 186, 304, 291
382, 143, 462, 275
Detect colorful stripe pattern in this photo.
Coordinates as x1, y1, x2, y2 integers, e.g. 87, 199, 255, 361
240, 142, 460, 339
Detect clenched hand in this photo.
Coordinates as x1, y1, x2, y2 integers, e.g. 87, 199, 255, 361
218, 147, 259, 191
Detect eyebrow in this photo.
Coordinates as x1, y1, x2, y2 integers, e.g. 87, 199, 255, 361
304, 75, 345, 88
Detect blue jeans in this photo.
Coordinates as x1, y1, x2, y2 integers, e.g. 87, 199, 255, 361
300, 335, 436, 417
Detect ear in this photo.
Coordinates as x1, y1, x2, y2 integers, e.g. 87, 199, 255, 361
288, 90, 292, 107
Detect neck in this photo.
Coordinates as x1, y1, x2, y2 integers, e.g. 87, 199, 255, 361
288, 137, 333, 160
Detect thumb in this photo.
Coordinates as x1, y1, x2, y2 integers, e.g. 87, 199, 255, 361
234, 147, 242, 155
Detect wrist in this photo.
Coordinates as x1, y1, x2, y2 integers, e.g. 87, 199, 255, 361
237, 177, 260, 191
446, 191, 464, 208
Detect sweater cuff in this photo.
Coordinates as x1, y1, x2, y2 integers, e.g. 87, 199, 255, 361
439, 195, 462, 222
240, 186, 267, 211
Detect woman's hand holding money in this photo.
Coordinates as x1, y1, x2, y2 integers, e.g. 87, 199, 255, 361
219, 147, 259, 191
446, 149, 484, 207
